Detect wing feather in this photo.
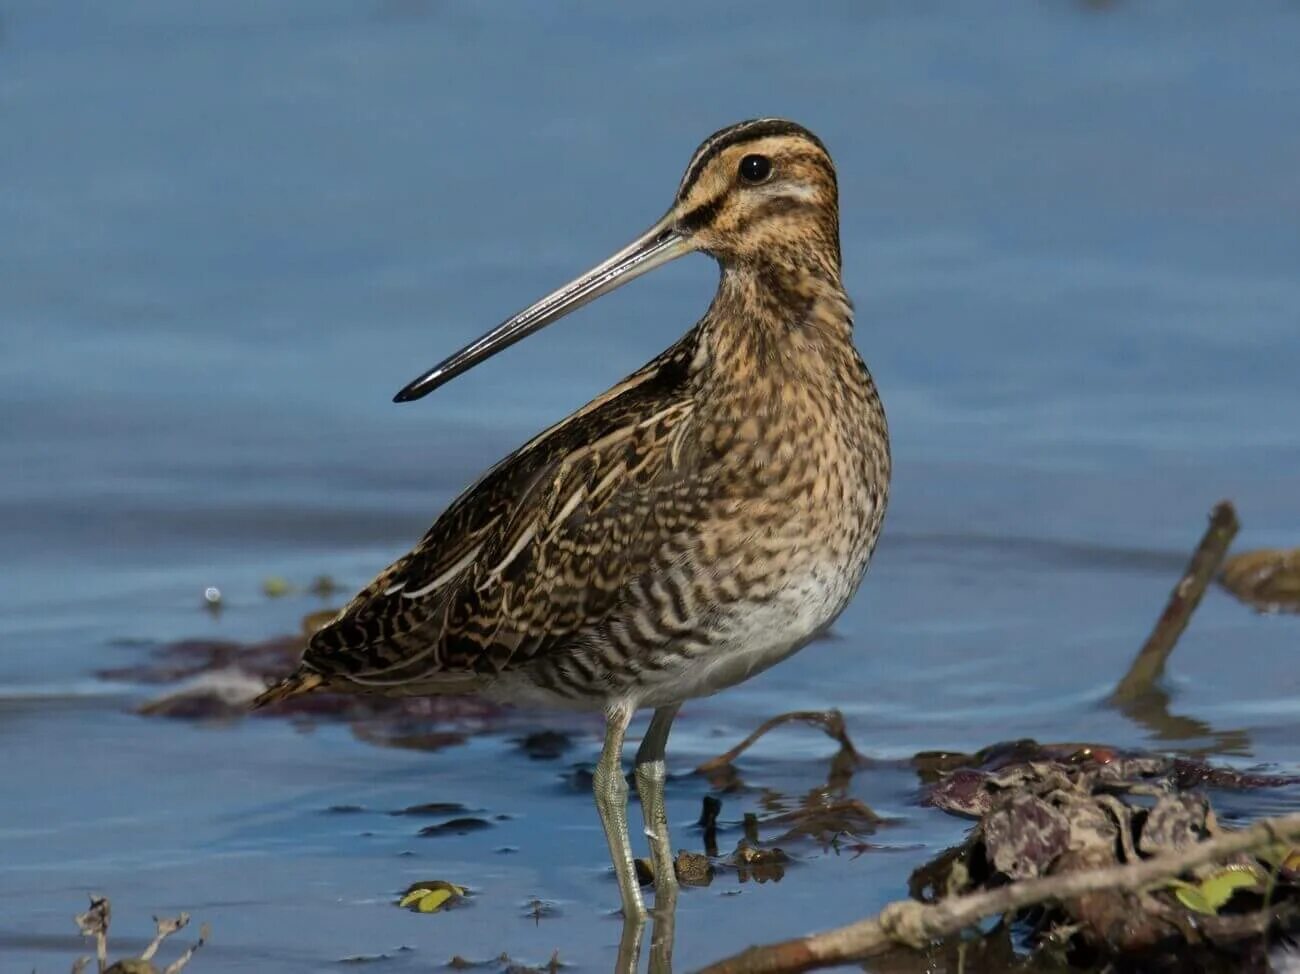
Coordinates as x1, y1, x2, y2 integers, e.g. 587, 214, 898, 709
301, 339, 706, 686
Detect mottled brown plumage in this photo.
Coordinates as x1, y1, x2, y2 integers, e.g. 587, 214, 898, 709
253, 118, 890, 925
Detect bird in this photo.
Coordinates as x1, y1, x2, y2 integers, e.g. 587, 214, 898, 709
254, 118, 891, 922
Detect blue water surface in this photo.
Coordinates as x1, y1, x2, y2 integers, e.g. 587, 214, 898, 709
3, 2, 1299, 971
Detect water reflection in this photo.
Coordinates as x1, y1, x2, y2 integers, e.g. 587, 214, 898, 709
1113, 688, 1252, 758
698, 711, 882, 857
611, 720, 881, 973
614, 884, 678, 974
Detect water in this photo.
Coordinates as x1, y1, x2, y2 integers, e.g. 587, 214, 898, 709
3, 1, 1299, 970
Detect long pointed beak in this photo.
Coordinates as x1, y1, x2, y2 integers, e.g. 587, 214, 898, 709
394, 215, 692, 402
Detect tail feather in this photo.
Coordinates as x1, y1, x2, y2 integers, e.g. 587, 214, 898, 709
251, 670, 325, 710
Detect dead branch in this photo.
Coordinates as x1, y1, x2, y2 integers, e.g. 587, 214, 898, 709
71, 897, 208, 974
1219, 546, 1300, 613
140, 914, 189, 962
695, 811, 1300, 974
162, 923, 209, 974
1111, 500, 1239, 703
695, 710, 859, 773
73, 896, 111, 973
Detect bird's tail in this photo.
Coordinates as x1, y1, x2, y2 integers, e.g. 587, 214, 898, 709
251, 669, 326, 710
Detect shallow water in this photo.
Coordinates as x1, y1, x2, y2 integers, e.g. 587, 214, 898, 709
4, 2, 1300, 971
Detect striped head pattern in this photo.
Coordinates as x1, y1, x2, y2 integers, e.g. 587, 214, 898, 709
671, 119, 841, 278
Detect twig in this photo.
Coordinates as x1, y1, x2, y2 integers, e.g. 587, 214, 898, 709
69, 898, 208, 974
695, 710, 859, 773
695, 811, 1300, 974
162, 923, 210, 974
141, 914, 189, 961
73, 896, 111, 974
1111, 501, 1239, 703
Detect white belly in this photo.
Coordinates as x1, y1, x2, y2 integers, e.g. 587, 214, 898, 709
629, 559, 860, 709
483, 552, 870, 714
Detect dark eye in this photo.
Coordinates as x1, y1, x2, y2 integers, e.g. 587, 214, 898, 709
739, 154, 772, 184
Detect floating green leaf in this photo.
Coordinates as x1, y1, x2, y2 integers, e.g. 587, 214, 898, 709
1168, 868, 1259, 914
398, 880, 465, 914
261, 576, 294, 598
1199, 868, 1260, 908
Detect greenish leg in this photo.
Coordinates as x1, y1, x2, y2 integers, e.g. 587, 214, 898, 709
635, 704, 681, 911
594, 702, 646, 921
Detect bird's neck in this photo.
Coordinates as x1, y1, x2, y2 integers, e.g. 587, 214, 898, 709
692, 262, 857, 412
685, 260, 888, 518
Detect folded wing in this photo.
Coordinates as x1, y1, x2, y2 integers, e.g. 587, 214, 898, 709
301, 349, 706, 690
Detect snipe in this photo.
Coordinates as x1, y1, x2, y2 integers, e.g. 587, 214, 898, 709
256, 118, 890, 922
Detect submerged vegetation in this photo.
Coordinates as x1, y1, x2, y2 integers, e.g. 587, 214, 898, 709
72, 502, 1300, 971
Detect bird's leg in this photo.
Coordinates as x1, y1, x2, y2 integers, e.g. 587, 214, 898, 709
595, 701, 645, 921
635, 703, 681, 912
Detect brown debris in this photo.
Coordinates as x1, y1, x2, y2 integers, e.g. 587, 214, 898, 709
919, 739, 1300, 807
513, 729, 574, 760
1140, 792, 1213, 855
389, 801, 470, 817
697, 811, 1300, 974
1170, 758, 1300, 790
1219, 546, 1300, 614
675, 850, 715, 886
696, 710, 861, 778
419, 817, 493, 837
99, 617, 506, 749
447, 950, 563, 973
920, 758, 1300, 962
732, 841, 790, 884
135, 667, 269, 718
72, 896, 208, 974
982, 793, 1071, 880
633, 850, 716, 887
699, 726, 1300, 974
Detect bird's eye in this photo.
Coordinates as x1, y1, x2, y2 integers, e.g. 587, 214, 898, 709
739, 154, 772, 184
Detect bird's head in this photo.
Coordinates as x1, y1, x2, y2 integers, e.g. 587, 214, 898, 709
669, 118, 840, 277
395, 119, 841, 403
